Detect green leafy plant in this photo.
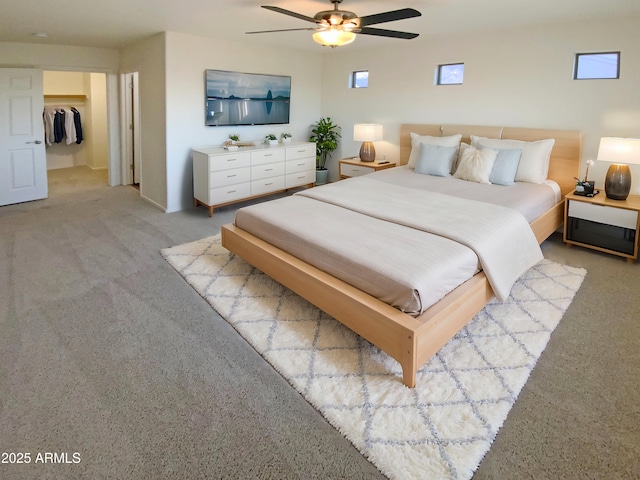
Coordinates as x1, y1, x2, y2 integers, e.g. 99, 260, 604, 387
309, 117, 341, 170
280, 132, 292, 139
229, 134, 240, 141
265, 134, 277, 141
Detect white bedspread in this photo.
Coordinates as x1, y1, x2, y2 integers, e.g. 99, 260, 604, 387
296, 177, 543, 301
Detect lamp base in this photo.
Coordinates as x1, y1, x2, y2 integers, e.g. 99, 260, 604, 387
359, 142, 376, 162
604, 163, 631, 200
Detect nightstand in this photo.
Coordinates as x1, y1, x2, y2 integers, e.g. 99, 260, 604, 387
339, 158, 396, 179
563, 192, 640, 262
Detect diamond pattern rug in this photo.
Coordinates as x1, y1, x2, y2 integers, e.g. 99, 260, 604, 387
162, 235, 586, 480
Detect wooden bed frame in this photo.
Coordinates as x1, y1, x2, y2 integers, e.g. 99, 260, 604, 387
221, 124, 581, 387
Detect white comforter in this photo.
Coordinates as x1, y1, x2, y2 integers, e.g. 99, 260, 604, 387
296, 176, 543, 302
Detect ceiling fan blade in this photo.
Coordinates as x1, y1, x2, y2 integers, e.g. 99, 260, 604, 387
357, 8, 421, 27
358, 27, 419, 40
246, 27, 318, 34
261, 6, 317, 23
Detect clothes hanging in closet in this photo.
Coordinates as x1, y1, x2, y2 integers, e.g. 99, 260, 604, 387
43, 106, 84, 146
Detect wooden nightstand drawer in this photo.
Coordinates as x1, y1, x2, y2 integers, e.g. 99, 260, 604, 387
568, 200, 637, 229
340, 163, 375, 177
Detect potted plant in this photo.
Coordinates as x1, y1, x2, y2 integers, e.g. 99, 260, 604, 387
281, 132, 292, 143
310, 117, 341, 185
265, 134, 278, 145
229, 134, 240, 144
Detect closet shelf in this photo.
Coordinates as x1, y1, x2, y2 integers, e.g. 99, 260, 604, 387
44, 94, 87, 100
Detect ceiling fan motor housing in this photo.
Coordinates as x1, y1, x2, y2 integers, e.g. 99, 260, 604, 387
314, 10, 358, 28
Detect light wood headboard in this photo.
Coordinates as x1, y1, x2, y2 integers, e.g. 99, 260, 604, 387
399, 124, 582, 197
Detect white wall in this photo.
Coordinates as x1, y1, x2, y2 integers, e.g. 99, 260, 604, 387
0, 41, 119, 71
86, 73, 109, 170
120, 34, 168, 211
319, 17, 640, 190
162, 32, 323, 213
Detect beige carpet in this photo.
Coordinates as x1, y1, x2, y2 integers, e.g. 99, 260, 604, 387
162, 235, 586, 480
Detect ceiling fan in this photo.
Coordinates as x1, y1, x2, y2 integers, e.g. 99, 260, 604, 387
246, 0, 422, 47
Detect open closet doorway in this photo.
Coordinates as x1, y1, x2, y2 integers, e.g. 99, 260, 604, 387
43, 70, 110, 195
123, 72, 141, 189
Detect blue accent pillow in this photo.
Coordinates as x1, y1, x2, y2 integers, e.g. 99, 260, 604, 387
414, 143, 458, 177
484, 148, 522, 186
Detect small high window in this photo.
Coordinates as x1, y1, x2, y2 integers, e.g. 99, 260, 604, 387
349, 70, 369, 88
574, 52, 620, 80
437, 63, 464, 85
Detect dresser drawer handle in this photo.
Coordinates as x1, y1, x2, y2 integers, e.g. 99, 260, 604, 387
264, 153, 273, 157
227, 174, 236, 178
227, 189, 236, 194
265, 182, 273, 186
265, 168, 273, 171
227, 158, 237, 162
297, 163, 305, 166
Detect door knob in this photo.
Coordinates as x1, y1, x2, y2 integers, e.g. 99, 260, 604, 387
26, 140, 43, 144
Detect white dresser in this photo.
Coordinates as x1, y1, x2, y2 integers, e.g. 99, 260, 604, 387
192, 142, 315, 216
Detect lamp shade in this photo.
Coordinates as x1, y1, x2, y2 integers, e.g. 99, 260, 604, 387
597, 137, 640, 200
597, 137, 640, 165
312, 28, 356, 47
353, 124, 383, 142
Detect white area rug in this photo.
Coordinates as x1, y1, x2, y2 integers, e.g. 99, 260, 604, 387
162, 235, 586, 480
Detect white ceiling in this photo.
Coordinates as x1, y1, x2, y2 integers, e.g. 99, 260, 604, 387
2, 0, 640, 52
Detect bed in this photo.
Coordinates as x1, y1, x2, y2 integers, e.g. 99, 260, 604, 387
221, 124, 581, 387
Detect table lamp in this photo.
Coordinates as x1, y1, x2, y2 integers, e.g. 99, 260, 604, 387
353, 124, 383, 162
597, 137, 640, 200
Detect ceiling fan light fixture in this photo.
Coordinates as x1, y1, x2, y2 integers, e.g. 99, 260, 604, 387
313, 28, 356, 47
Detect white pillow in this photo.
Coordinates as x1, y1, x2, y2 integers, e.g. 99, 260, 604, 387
471, 135, 555, 184
453, 146, 497, 184
408, 133, 462, 168
455, 142, 471, 173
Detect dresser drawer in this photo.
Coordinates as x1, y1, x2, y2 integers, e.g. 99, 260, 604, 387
568, 200, 638, 229
286, 156, 315, 174
210, 152, 251, 171
209, 182, 251, 204
251, 149, 285, 165
209, 167, 250, 188
286, 170, 315, 188
340, 163, 375, 177
251, 161, 285, 181
286, 144, 315, 160
251, 176, 285, 196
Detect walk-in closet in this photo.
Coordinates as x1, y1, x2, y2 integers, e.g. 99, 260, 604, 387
43, 71, 109, 186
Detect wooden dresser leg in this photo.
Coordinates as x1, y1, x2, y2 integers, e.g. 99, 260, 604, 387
208, 206, 214, 217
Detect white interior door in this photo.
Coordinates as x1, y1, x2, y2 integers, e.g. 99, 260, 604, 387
0, 68, 47, 207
